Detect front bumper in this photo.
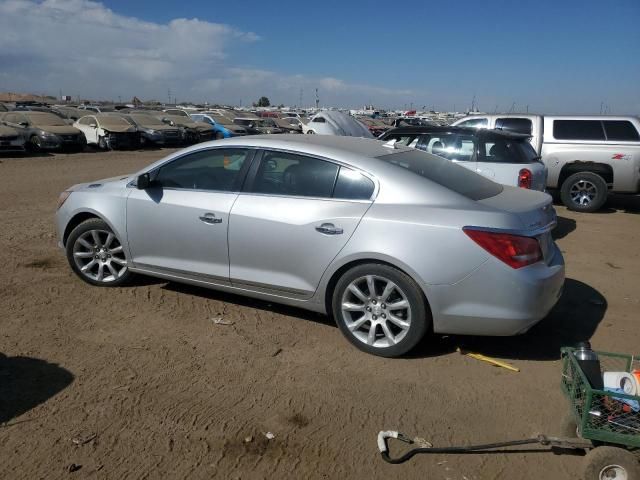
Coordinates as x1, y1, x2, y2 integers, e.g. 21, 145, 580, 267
106, 132, 140, 149
428, 244, 565, 336
0, 136, 25, 152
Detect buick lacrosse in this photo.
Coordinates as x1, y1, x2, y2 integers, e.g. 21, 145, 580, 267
56, 135, 564, 357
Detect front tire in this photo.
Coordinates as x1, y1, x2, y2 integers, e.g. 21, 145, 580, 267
30, 135, 42, 151
98, 136, 110, 150
582, 446, 639, 480
332, 263, 429, 357
66, 218, 131, 287
560, 172, 608, 213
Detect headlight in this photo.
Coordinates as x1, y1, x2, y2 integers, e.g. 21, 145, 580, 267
41, 131, 58, 138
56, 191, 72, 210
146, 129, 157, 135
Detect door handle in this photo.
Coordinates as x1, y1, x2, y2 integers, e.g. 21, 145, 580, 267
315, 223, 343, 235
199, 213, 222, 225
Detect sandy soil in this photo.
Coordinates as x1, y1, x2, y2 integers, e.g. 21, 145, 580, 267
0, 149, 639, 480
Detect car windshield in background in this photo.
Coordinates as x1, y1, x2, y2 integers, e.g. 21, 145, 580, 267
98, 116, 132, 127
210, 115, 232, 125
234, 119, 254, 126
27, 112, 67, 126
131, 114, 164, 126
378, 149, 503, 200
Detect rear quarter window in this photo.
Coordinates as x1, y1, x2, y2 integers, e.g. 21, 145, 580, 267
378, 150, 503, 200
495, 118, 532, 135
603, 121, 640, 141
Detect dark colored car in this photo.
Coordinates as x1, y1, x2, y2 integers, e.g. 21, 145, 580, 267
0, 111, 86, 151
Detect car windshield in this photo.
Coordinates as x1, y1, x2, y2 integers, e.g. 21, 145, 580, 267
377, 149, 503, 200
98, 116, 131, 127
27, 113, 67, 126
234, 119, 254, 126
259, 119, 276, 127
131, 114, 164, 126
210, 115, 232, 125
98, 106, 116, 112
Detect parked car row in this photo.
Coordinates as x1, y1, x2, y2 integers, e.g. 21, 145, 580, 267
451, 114, 640, 212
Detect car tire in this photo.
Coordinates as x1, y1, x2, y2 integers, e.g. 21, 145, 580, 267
582, 446, 639, 480
66, 218, 132, 287
332, 263, 429, 357
306, 129, 315, 134
98, 136, 110, 150
215, 131, 225, 140
30, 135, 42, 151
560, 172, 608, 213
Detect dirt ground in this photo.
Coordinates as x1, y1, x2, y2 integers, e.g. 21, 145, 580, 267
0, 149, 639, 480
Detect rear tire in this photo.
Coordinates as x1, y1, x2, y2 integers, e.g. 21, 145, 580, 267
560, 172, 608, 213
332, 263, 429, 357
582, 446, 639, 480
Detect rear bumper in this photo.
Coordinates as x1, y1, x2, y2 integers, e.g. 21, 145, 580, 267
428, 244, 565, 336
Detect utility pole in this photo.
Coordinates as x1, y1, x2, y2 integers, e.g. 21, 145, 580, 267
315, 88, 319, 109
600, 101, 604, 114
470, 94, 476, 112
167, 88, 172, 105
299, 88, 303, 108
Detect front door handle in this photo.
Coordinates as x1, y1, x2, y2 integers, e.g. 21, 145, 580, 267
315, 223, 343, 235
199, 213, 222, 225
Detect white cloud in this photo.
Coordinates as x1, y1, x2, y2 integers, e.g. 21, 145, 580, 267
0, 0, 412, 106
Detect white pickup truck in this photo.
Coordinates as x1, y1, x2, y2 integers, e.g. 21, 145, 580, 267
452, 114, 640, 212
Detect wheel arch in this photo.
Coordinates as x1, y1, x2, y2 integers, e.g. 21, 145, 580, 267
62, 210, 115, 247
322, 256, 432, 322
558, 161, 613, 187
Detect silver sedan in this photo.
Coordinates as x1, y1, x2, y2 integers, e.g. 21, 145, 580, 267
55, 135, 565, 357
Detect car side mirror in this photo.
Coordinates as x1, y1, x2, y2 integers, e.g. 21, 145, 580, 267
136, 173, 152, 189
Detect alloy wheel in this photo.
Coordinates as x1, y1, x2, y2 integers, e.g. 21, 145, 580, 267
569, 179, 597, 206
340, 275, 412, 348
72, 229, 127, 283
599, 465, 627, 480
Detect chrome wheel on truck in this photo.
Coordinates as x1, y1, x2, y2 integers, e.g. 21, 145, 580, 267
560, 171, 608, 213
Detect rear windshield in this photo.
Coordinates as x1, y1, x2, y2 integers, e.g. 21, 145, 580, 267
377, 150, 503, 200
131, 114, 164, 126
477, 136, 539, 164
98, 116, 131, 127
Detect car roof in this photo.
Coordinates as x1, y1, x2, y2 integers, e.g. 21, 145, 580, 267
383, 125, 530, 139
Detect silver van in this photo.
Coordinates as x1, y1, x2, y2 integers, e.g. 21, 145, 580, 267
452, 114, 640, 212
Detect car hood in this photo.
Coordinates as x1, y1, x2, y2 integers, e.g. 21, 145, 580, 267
0, 124, 19, 137
138, 124, 178, 132
477, 186, 556, 232
70, 174, 132, 192
100, 125, 137, 133
194, 122, 214, 132
34, 124, 81, 135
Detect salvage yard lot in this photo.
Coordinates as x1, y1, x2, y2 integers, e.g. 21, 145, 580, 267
1, 150, 639, 480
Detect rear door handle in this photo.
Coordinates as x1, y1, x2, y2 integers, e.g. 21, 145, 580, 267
199, 213, 222, 225
315, 223, 343, 235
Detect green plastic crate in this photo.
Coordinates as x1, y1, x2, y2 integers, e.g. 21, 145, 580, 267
561, 347, 640, 448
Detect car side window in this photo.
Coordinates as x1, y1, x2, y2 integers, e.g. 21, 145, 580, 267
418, 134, 475, 162
312, 117, 326, 123
250, 151, 339, 198
333, 167, 375, 200
154, 148, 251, 192
495, 118, 532, 135
602, 121, 640, 141
553, 120, 605, 141
457, 118, 488, 129
384, 134, 418, 146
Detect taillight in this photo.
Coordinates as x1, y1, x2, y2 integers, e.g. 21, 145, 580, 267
518, 168, 532, 189
463, 228, 542, 269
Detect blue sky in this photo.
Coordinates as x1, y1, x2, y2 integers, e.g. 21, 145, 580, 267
1, 0, 638, 113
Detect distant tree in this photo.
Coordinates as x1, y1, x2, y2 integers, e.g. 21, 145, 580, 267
256, 96, 271, 107
277, 103, 285, 109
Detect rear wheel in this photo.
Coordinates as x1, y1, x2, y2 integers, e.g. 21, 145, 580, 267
306, 129, 315, 134
582, 446, 639, 480
560, 172, 608, 213
66, 218, 131, 287
332, 264, 429, 357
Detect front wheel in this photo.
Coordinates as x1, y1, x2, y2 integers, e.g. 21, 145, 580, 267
98, 136, 110, 150
332, 264, 429, 357
30, 135, 42, 151
560, 172, 608, 213
582, 446, 639, 480
66, 218, 131, 287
